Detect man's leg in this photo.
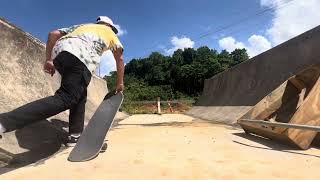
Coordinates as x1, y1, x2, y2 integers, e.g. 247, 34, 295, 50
0, 95, 68, 132
66, 89, 88, 146
57, 52, 91, 146
69, 88, 88, 135
0, 51, 90, 133
0, 51, 72, 132
68, 63, 91, 135
55, 52, 92, 136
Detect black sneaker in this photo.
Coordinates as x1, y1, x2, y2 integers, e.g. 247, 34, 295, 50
100, 143, 108, 153
66, 134, 80, 147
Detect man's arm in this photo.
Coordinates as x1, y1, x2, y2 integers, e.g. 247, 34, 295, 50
113, 48, 125, 92
46, 30, 64, 62
44, 30, 64, 76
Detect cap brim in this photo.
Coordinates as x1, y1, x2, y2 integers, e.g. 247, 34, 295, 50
96, 20, 118, 34
111, 26, 118, 34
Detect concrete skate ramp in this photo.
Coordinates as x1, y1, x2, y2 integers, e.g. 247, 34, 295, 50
0, 18, 107, 171
187, 25, 320, 124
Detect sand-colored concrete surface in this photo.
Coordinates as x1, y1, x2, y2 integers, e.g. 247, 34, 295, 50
2, 114, 320, 180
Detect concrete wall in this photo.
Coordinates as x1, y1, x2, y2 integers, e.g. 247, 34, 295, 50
187, 25, 320, 124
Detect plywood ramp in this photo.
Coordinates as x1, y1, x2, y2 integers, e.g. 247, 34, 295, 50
239, 65, 320, 149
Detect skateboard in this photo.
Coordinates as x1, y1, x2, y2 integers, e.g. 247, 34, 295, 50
68, 91, 123, 162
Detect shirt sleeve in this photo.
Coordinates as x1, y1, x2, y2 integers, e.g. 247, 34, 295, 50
57, 24, 81, 34
110, 36, 124, 53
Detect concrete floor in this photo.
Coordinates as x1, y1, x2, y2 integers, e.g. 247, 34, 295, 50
2, 114, 320, 180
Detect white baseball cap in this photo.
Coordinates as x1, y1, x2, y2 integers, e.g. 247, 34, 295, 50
96, 16, 118, 34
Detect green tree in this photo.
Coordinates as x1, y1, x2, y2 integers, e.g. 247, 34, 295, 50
231, 48, 249, 66
112, 46, 249, 101
218, 50, 232, 70
171, 49, 184, 66
182, 48, 196, 64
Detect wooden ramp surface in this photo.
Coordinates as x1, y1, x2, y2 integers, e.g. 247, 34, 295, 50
239, 65, 320, 149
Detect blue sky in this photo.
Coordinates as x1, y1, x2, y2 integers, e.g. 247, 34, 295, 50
1, 0, 319, 75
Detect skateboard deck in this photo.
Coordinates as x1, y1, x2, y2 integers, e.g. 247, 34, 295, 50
68, 91, 123, 162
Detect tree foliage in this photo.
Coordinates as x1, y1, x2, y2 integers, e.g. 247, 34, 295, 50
105, 46, 249, 100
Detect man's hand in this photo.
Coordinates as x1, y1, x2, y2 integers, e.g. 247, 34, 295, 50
44, 61, 55, 76
116, 83, 124, 92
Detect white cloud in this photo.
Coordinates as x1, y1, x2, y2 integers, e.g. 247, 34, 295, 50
219, 35, 271, 57
218, 37, 246, 52
260, 0, 282, 7
218, 0, 319, 57
165, 36, 195, 55
262, 0, 320, 45
247, 35, 272, 56
113, 24, 127, 36
96, 50, 116, 77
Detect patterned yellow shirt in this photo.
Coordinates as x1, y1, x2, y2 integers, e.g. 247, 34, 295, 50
52, 23, 124, 73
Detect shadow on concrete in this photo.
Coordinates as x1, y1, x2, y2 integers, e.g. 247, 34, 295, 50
113, 119, 240, 131
0, 119, 69, 175
114, 121, 192, 128
233, 132, 320, 158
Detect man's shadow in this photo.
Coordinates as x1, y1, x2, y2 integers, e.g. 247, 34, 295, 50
0, 118, 69, 174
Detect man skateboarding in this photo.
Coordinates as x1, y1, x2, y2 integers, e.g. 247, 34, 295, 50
0, 16, 125, 147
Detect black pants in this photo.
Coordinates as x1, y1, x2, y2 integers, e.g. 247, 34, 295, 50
0, 51, 92, 134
